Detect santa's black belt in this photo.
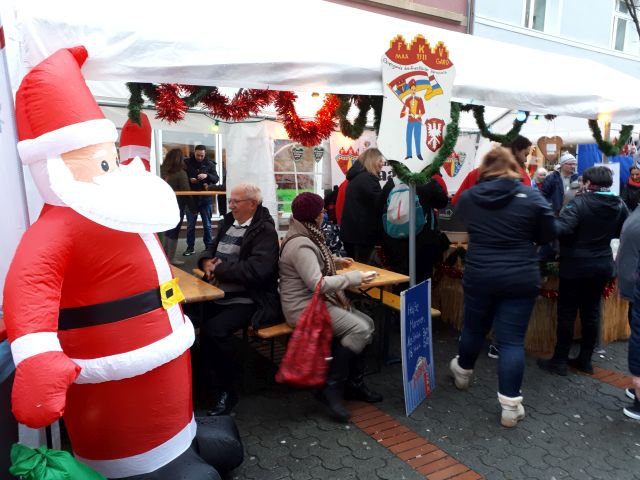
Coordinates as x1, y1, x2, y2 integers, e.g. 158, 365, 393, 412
58, 278, 185, 331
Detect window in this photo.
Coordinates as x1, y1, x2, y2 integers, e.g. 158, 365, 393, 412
523, 0, 562, 34
612, 0, 640, 55
273, 140, 323, 216
524, 0, 547, 31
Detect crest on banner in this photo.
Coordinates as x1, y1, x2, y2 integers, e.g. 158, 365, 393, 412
377, 35, 456, 173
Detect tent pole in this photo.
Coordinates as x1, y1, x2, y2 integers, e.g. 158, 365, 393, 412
602, 120, 610, 164
409, 183, 416, 287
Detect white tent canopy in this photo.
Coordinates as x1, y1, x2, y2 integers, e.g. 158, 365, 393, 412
4, 0, 640, 123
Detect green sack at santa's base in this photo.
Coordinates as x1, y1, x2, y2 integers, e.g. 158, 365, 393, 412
9, 443, 106, 480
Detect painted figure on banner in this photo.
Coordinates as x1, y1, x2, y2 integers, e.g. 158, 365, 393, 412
399, 79, 425, 160
378, 35, 456, 174
3, 46, 233, 479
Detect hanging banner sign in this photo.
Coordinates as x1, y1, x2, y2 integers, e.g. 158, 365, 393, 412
378, 35, 456, 172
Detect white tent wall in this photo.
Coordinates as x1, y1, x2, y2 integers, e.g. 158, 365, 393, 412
224, 121, 279, 228
0, 14, 29, 310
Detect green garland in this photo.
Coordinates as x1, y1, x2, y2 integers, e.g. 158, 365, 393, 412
588, 120, 634, 157
390, 102, 461, 185
466, 105, 529, 144
336, 95, 369, 139
335, 95, 384, 139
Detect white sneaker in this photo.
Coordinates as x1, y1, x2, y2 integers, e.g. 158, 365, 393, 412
488, 344, 499, 359
449, 356, 473, 390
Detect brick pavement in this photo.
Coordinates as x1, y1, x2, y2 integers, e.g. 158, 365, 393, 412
191, 315, 640, 480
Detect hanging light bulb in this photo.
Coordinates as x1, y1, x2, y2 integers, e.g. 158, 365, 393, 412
534, 115, 540, 122
515, 110, 527, 122
211, 120, 220, 133
311, 92, 320, 98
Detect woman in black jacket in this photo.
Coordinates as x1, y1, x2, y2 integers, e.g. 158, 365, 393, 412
538, 166, 628, 377
449, 147, 556, 428
340, 148, 386, 263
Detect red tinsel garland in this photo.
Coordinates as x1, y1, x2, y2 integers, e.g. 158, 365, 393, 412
151, 84, 339, 146
201, 88, 278, 122
275, 92, 339, 147
155, 84, 188, 123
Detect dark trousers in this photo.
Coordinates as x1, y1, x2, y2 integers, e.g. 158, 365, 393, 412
165, 204, 186, 240
199, 302, 256, 390
553, 276, 608, 361
458, 289, 536, 397
186, 200, 213, 249
217, 194, 227, 217
343, 243, 375, 264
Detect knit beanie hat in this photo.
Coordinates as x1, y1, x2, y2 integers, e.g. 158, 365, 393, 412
559, 152, 576, 165
291, 192, 324, 222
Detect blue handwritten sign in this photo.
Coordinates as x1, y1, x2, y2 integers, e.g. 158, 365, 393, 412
400, 280, 434, 416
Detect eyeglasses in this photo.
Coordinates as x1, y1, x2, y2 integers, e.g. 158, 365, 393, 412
228, 198, 251, 205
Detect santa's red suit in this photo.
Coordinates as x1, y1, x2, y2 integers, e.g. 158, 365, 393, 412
3, 46, 199, 479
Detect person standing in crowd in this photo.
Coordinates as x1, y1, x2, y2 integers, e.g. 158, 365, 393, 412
621, 165, 640, 211
538, 166, 628, 376
183, 145, 219, 256
198, 183, 280, 416
616, 206, 640, 403
449, 147, 556, 428
160, 148, 196, 265
540, 152, 579, 214
451, 136, 532, 205
532, 168, 548, 191
624, 259, 640, 419
340, 148, 387, 263
279, 192, 382, 422
382, 173, 449, 282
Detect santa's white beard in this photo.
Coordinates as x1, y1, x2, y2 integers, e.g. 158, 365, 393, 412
47, 157, 180, 233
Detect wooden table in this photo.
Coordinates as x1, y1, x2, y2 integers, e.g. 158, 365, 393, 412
337, 261, 410, 288
338, 262, 410, 368
171, 265, 224, 303
174, 191, 225, 196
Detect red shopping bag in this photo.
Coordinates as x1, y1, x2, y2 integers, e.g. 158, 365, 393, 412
276, 280, 333, 387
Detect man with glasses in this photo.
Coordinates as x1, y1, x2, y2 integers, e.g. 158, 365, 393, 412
183, 145, 219, 256
196, 183, 280, 416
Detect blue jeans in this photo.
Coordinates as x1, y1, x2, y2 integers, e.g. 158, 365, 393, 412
405, 121, 422, 157
186, 200, 213, 249
458, 289, 536, 397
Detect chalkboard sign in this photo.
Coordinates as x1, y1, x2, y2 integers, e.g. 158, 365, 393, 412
400, 280, 435, 416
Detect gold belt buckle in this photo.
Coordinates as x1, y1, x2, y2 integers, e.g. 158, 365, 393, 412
160, 278, 185, 309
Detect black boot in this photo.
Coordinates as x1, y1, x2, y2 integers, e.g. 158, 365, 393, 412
207, 389, 238, 416
537, 357, 568, 376
344, 348, 383, 403
568, 352, 594, 374
316, 342, 353, 422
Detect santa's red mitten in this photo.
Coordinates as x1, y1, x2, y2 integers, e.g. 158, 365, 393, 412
12, 351, 81, 428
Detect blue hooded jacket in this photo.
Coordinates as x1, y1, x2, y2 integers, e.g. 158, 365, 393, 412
457, 177, 557, 297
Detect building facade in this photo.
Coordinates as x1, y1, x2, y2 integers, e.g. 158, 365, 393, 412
473, 0, 640, 76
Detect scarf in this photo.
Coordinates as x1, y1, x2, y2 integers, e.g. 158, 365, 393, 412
628, 179, 640, 188
301, 221, 351, 309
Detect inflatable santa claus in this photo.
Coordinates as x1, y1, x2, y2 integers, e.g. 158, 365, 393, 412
119, 113, 152, 172
3, 47, 222, 479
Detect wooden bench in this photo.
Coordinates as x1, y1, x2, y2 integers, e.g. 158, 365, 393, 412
360, 287, 441, 318
192, 268, 292, 361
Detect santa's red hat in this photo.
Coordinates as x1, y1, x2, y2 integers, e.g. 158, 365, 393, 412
15, 46, 117, 165
119, 113, 152, 171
